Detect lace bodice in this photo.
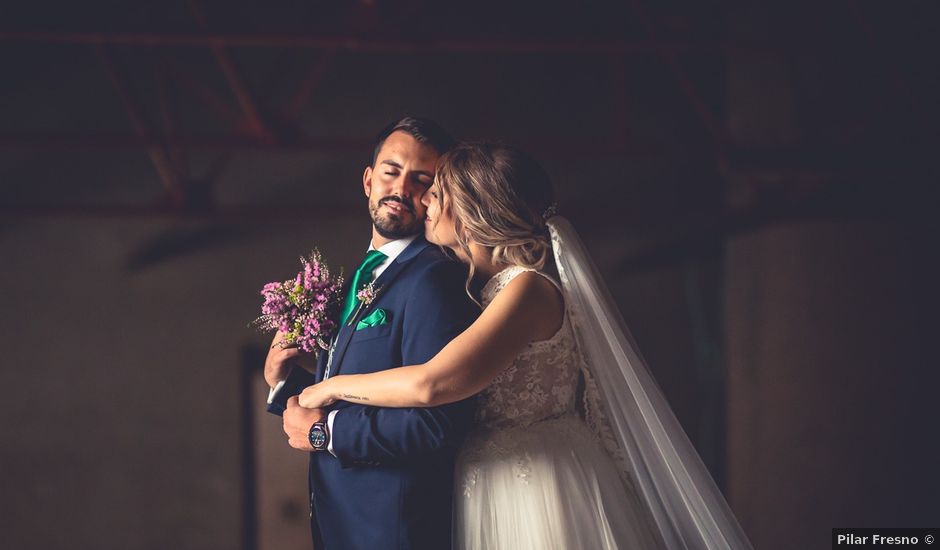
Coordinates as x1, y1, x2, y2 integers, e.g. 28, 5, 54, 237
464, 265, 631, 489
474, 266, 580, 429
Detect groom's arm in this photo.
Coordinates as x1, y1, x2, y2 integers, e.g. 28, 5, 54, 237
329, 259, 479, 466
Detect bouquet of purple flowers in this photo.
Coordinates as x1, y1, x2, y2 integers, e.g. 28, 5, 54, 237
251, 249, 345, 356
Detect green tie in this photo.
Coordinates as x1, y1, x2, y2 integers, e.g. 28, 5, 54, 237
340, 249, 388, 325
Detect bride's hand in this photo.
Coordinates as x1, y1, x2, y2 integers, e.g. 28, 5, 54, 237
299, 381, 336, 409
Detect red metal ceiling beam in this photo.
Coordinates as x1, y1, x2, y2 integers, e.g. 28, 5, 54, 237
0, 198, 662, 223
156, 56, 189, 184
0, 132, 708, 159
0, 132, 371, 151
3, 132, 931, 170
0, 31, 772, 54
284, 49, 337, 122
188, 0, 273, 142
626, 0, 729, 151
164, 60, 243, 125
208, 47, 272, 140
0, 203, 360, 222
97, 45, 187, 205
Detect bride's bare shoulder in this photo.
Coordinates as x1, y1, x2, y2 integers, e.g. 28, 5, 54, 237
491, 270, 564, 339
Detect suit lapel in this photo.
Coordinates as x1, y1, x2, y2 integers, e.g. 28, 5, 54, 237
328, 237, 431, 377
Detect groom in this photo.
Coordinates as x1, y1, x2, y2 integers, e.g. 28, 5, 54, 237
265, 117, 479, 549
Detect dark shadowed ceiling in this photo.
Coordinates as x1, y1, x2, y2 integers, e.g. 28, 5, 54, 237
1, 0, 937, 268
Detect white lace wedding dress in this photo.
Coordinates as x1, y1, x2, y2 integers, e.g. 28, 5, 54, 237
454, 265, 666, 550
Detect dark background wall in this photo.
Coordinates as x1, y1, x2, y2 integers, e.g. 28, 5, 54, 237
1, 2, 937, 549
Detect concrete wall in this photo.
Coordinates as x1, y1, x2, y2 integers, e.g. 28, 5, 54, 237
0, 218, 362, 549
726, 221, 937, 550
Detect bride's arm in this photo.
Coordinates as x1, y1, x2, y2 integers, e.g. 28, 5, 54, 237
299, 272, 563, 409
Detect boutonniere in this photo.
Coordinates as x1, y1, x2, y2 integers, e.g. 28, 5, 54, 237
356, 282, 381, 306
347, 282, 386, 326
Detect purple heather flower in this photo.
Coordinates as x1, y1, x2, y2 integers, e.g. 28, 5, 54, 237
252, 248, 344, 357
261, 282, 280, 294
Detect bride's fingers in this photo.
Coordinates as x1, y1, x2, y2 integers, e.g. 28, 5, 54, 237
299, 387, 326, 408
298, 388, 310, 407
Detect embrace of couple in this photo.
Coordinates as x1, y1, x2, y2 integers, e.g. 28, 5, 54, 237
264, 117, 753, 550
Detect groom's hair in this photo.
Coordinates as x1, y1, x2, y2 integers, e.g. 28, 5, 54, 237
371, 117, 456, 165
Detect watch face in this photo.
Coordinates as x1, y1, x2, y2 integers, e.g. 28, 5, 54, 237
309, 424, 327, 449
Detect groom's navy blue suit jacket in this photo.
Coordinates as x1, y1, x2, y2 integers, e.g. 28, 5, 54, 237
310, 236, 478, 550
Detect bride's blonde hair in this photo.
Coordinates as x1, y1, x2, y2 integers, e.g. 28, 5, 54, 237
433, 143, 555, 299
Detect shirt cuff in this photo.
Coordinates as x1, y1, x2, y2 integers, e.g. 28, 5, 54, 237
266, 379, 286, 404
326, 410, 338, 457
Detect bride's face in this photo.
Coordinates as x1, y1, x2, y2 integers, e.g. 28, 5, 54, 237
421, 180, 458, 249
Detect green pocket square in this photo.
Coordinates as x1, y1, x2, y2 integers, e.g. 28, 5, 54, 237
356, 308, 388, 330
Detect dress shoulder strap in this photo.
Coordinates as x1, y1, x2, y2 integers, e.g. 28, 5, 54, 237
481, 266, 562, 307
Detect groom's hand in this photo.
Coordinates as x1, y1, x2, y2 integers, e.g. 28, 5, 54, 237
283, 395, 326, 452
264, 332, 317, 388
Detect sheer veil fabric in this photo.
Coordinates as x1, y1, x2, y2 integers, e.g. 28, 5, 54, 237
547, 216, 753, 550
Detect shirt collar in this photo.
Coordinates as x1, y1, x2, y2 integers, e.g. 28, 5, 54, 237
367, 234, 419, 263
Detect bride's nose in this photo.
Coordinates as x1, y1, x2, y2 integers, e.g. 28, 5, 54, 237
420, 191, 431, 207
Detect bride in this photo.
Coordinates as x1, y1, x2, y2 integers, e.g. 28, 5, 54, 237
299, 143, 752, 550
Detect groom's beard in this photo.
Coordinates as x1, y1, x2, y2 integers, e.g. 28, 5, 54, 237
370, 195, 422, 240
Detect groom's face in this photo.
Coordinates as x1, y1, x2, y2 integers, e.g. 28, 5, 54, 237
363, 131, 438, 242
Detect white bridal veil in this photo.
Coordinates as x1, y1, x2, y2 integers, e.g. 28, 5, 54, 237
547, 216, 753, 550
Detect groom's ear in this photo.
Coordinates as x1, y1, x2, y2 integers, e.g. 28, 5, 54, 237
362, 166, 373, 198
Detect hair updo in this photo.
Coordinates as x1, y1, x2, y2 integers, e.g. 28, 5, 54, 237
434, 143, 555, 296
